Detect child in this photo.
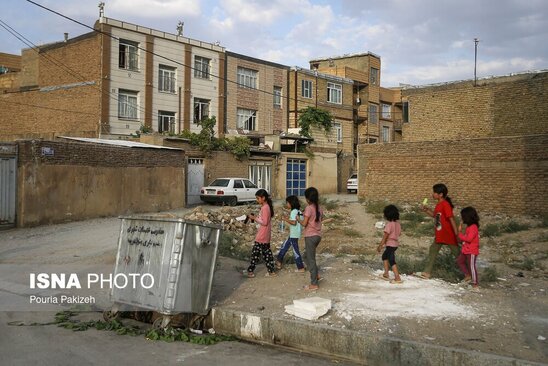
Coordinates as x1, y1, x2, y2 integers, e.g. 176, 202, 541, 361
276, 196, 305, 272
243, 189, 277, 278
456, 206, 480, 289
416, 183, 459, 279
377, 204, 402, 284
297, 187, 323, 291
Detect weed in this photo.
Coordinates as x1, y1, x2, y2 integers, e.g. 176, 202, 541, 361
481, 221, 531, 237
364, 200, 386, 215
350, 255, 368, 264
319, 197, 339, 211
431, 252, 462, 282
541, 215, 548, 228
504, 221, 530, 233
342, 228, 363, 238
401, 220, 433, 238
395, 255, 425, 275
481, 224, 501, 237
218, 232, 248, 261
400, 211, 425, 223
510, 258, 536, 271
481, 266, 499, 282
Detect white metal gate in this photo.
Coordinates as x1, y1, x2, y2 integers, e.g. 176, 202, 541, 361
187, 158, 204, 206
0, 144, 17, 227
249, 163, 271, 193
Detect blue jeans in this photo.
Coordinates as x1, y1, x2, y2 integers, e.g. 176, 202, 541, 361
277, 237, 304, 269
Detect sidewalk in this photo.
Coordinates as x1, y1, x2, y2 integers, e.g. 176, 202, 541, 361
209, 256, 547, 366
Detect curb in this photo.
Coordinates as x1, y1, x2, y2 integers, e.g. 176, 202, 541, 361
211, 308, 545, 366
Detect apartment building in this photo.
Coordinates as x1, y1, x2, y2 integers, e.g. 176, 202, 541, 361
0, 17, 226, 141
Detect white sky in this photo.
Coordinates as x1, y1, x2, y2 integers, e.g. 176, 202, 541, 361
2, 0, 547, 86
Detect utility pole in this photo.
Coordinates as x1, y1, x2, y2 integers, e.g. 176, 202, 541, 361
474, 38, 479, 86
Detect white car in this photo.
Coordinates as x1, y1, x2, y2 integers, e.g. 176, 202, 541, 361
200, 178, 259, 206
346, 173, 358, 193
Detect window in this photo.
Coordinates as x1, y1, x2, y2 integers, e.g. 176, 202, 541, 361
158, 111, 175, 133
370, 67, 379, 85
237, 108, 257, 130
119, 40, 138, 70
273, 86, 282, 108
194, 98, 210, 124
333, 122, 342, 143
301, 79, 312, 98
327, 82, 342, 104
286, 159, 307, 197
233, 180, 244, 189
381, 103, 391, 119
158, 65, 176, 93
118, 90, 138, 119
369, 103, 378, 124
403, 101, 410, 123
194, 56, 210, 79
368, 138, 377, 144
382, 126, 390, 143
243, 179, 258, 189
237, 67, 257, 89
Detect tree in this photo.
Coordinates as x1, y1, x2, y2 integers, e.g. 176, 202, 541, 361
297, 106, 334, 138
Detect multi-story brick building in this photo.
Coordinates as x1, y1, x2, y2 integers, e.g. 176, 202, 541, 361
0, 16, 226, 141
399, 70, 548, 142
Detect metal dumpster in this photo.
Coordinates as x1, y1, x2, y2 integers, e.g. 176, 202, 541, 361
105, 216, 222, 325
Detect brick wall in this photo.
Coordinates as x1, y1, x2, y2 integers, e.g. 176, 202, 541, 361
16, 140, 186, 226
402, 71, 548, 142
357, 134, 548, 215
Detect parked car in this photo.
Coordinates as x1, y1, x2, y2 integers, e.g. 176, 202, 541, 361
200, 178, 259, 206
346, 173, 358, 193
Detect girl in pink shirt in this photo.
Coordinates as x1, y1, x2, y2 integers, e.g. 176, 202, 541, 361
243, 189, 277, 278
456, 206, 480, 289
377, 205, 403, 284
297, 187, 323, 291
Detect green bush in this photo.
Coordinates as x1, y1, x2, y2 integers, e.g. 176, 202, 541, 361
481, 221, 531, 237
481, 266, 499, 282
319, 197, 339, 211
364, 200, 386, 215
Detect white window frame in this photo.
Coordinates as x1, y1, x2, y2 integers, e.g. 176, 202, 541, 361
381, 103, 391, 119
237, 67, 257, 89
194, 98, 210, 124
237, 108, 257, 131
158, 65, 176, 93
382, 126, 390, 143
158, 111, 175, 133
194, 56, 211, 79
301, 79, 312, 98
118, 89, 138, 120
369, 103, 378, 124
273, 86, 282, 108
327, 82, 342, 104
370, 67, 379, 86
119, 40, 138, 71
333, 122, 342, 143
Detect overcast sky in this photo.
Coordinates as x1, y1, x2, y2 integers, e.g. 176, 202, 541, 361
2, 0, 547, 86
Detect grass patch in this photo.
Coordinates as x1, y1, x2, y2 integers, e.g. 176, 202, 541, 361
341, 227, 363, 238
401, 220, 433, 238
364, 200, 386, 215
319, 197, 339, 211
396, 252, 462, 283
509, 258, 536, 271
350, 255, 368, 264
217, 232, 248, 261
400, 211, 425, 223
481, 266, 499, 283
481, 221, 531, 237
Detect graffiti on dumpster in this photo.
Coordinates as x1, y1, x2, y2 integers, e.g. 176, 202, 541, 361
126, 224, 166, 248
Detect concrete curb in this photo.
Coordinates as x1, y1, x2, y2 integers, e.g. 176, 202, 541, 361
211, 308, 546, 366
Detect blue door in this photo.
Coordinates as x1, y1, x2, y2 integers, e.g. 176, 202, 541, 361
286, 159, 307, 197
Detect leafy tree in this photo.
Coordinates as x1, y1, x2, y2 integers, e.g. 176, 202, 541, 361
297, 106, 333, 138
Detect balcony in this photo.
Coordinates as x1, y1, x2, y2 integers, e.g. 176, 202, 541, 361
393, 120, 403, 131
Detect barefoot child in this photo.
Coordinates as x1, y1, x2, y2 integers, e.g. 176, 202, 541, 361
276, 196, 305, 272
377, 205, 403, 284
456, 206, 480, 289
243, 189, 277, 278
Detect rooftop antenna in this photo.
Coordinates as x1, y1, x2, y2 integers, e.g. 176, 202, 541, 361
474, 38, 479, 86
98, 2, 105, 17
176, 21, 184, 36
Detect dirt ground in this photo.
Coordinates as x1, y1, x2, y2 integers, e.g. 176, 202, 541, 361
209, 195, 548, 363
0, 195, 546, 363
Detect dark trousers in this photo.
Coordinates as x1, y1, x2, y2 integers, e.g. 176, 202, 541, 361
304, 235, 322, 285
277, 237, 304, 269
247, 242, 275, 274
382, 246, 398, 267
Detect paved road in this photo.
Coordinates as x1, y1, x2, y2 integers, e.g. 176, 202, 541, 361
0, 197, 358, 365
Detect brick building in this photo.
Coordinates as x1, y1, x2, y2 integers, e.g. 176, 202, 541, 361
400, 70, 548, 142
